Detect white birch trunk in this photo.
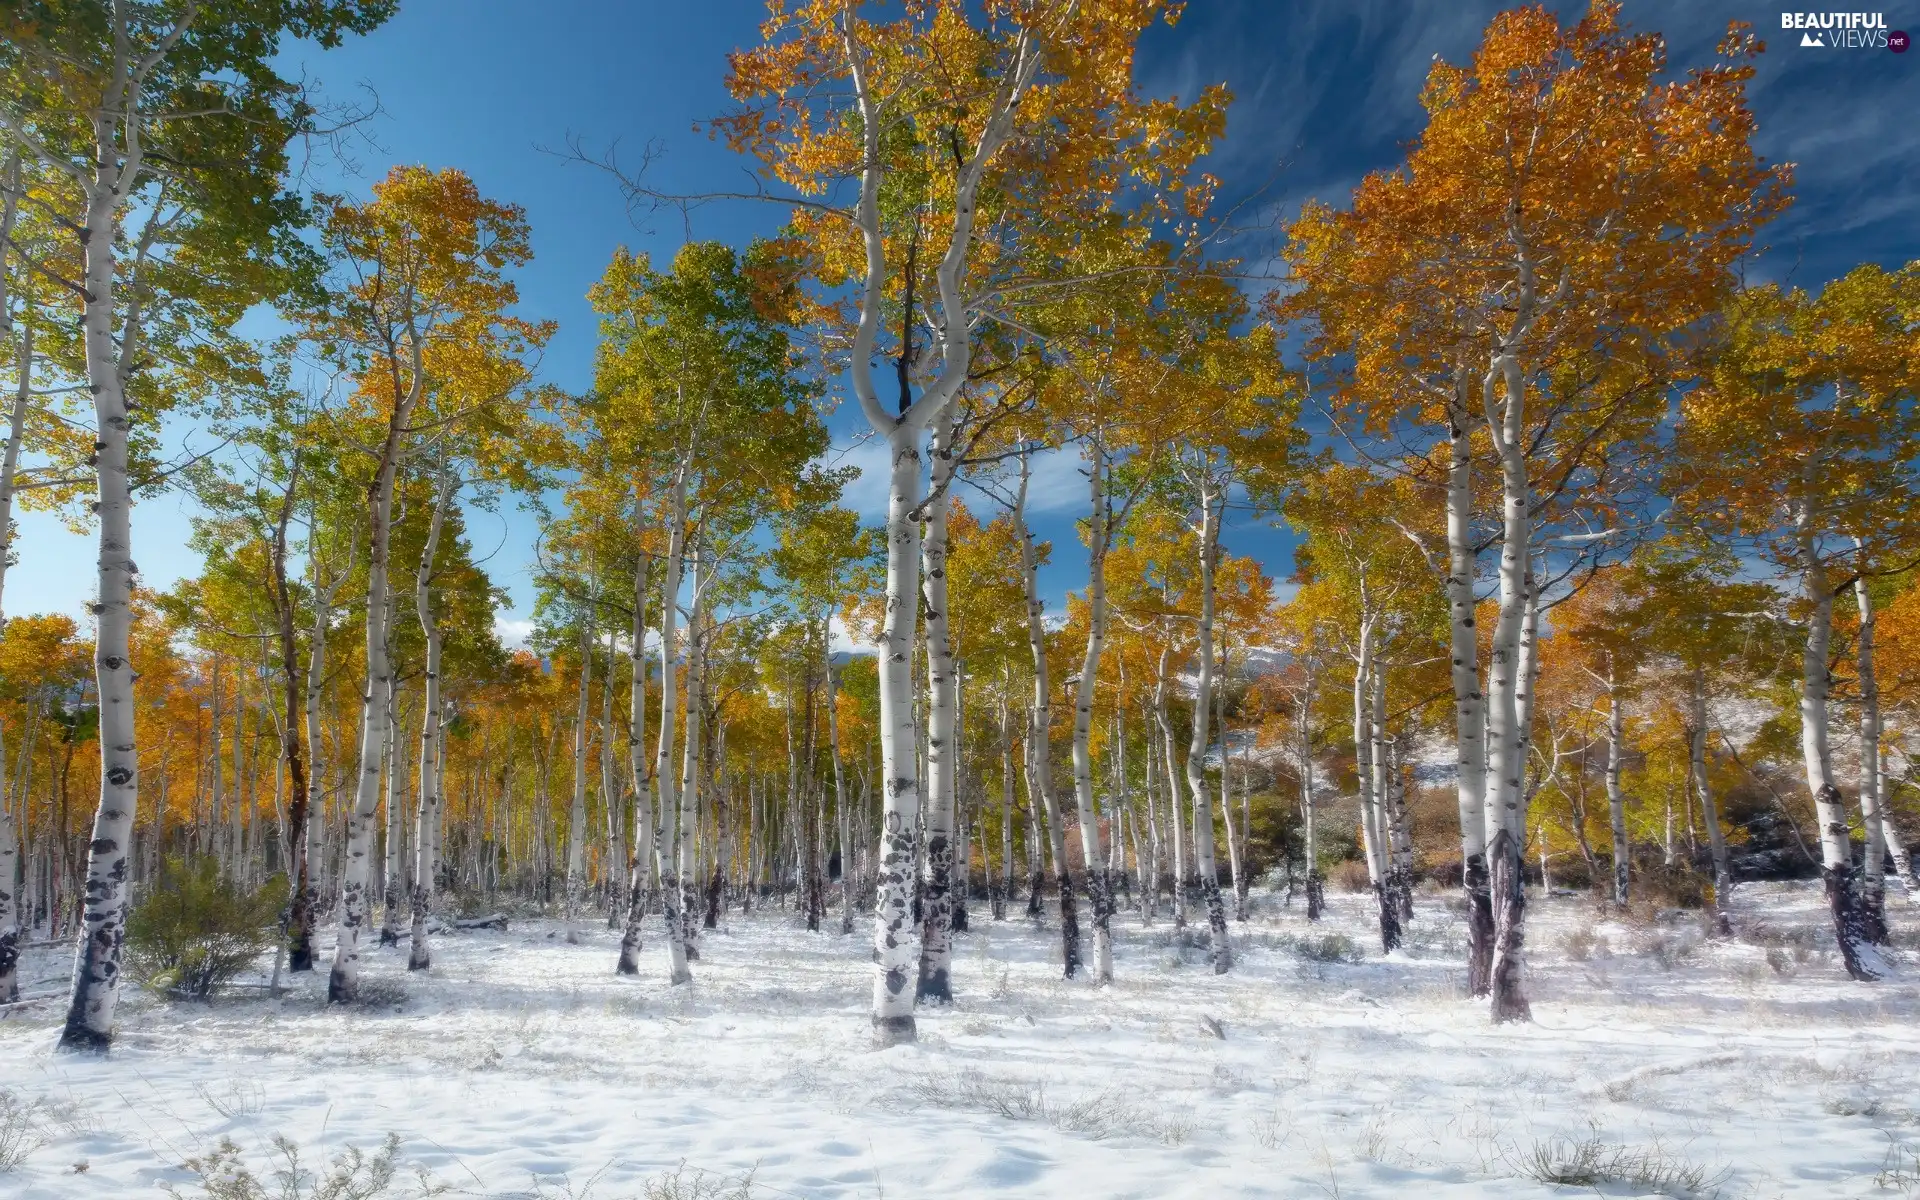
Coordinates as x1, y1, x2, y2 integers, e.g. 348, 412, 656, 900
601, 623, 622, 929
997, 679, 1015, 919
408, 463, 454, 970
677, 562, 706, 956
59, 104, 147, 1046
1444, 385, 1493, 995
653, 475, 693, 981
1482, 346, 1534, 1023
327, 335, 423, 1004
1352, 626, 1380, 890
1799, 528, 1883, 979
1386, 735, 1415, 922
1068, 439, 1114, 982
1690, 672, 1734, 933
564, 613, 593, 943
1216, 642, 1249, 923
825, 624, 854, 936
1851, 561, 1888, 941
0, 211, 29, 1002
1298, 676, 1323, 921
379, 685, 405, 945
1606, 664, 1629, 907
618, 549, 653, 974
841, 12, 1041, 1044
1154, 647, 1185, 929
916, 417, 960, 1000
1182, 478, 1231, 973
1015, 455, 1079, 976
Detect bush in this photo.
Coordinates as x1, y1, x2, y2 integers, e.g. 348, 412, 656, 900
1295, 933, 1361, 963
164, 1133, 449, 1200
1506, 1130, 1726, 1194
0, 1090, 47, 1173
1559, 929, 1610, 962
1636, 864, 1710, 910
1547, 858, 1595, 891
1331, 860, 1372, 894
127, 858, 287, 1000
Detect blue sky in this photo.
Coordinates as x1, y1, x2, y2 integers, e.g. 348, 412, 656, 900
11, 0, 1917, 640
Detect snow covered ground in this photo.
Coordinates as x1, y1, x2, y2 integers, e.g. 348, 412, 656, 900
4, 882, 1919, 1198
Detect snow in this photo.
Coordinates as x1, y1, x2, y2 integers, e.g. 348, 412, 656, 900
4, 883, 1919, 1198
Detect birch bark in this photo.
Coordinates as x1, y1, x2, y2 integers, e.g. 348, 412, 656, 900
1444, 386, 1493, 995
618, 550, 653, 974
1689, 672, 1733, 934
916, 418, 959, 1001
603, 624, 623, 929
1015, 455, 1079, 976
0, 174, 27, 1003
1605, 663, 1629, 908
825, 624, 854, 936
1298, 675, 1323, 921
1798, 526, 1883, 979
327, 336, 423, 1004
1483, 323, 1537, 1023
564, 613, 594, 943
654, 469, 692, 982
409, 462, 455, 970
1215, 642, 1243, 923
1153, 647, 1185, 930
1068, 439, 1114, 982
58, 95, 146, 1049
1182, 475, 1232, 973
1851, 563, 1888, 942
677, 560, 707, 958
839, 13, 1042, 1045
268, 467, 315, 978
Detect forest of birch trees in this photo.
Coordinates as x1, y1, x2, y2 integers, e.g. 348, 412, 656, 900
1, 0, 1917, 1059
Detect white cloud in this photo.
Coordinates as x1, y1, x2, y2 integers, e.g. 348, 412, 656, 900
821, 434, 1091, 523
493, 617, 536, 650
828, 612, 876, 654
821, 435, 894, 520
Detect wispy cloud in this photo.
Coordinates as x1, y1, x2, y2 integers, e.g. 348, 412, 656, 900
820, 435, 1090, 523
493, 617, 536, 650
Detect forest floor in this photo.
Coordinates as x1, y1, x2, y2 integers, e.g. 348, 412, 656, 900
4, 880, 1920, 1198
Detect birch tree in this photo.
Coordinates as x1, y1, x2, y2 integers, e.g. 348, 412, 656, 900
1, 0, 392, 1046
1676, 264, 1920, 979
297, 166, 546, 1004
588, 239, 828, 982
715, 0, 1218, 1045
1287, 3, 1783, 1021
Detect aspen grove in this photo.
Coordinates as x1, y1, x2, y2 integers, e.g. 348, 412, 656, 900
1, 2, 1918, 1196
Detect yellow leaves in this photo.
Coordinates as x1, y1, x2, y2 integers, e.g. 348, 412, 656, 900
302, 165, 549, 449
0, 613, 88, 701
719, 0, 1226, 374
1675, 263, 1920, 558
1286, 0, 1788, 525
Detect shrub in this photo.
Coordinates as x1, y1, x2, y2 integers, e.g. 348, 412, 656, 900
1637, 864, 1710, 910
1547, 858, 1595, 891
1559, 929, 1610, 962
1629, 929, 1699, 970
907, 1069, 1189, 1144
1506, 1130, 1726, 1194
163, 1133, 449, 1200
127, 858, 288, 1000
1295, 933, 1361, 963
0, 1090, 47, 1173
1331, 860, 1372, 894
